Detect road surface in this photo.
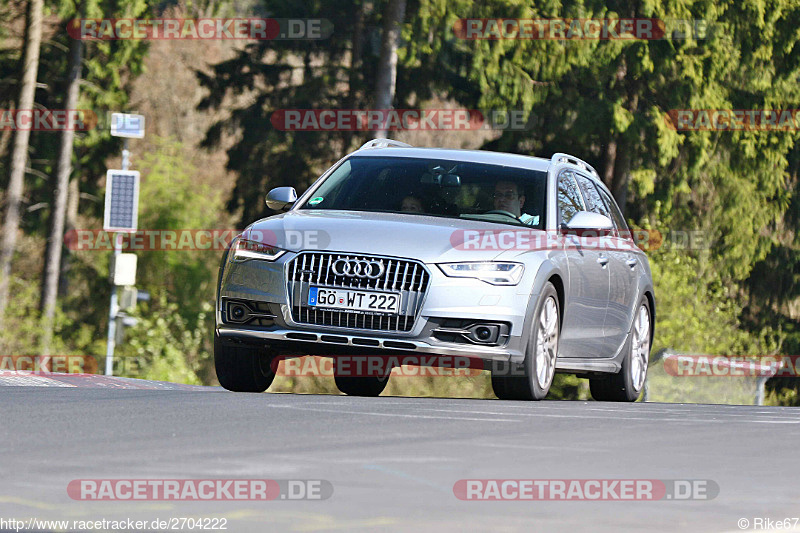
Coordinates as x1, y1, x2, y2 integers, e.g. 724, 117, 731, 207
0, 377, 798, 532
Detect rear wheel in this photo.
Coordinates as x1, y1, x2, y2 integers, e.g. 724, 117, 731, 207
334, 374, 391, 397
492, 282, 560, 401
214, 333, 275, 392
590, 298, 652, 402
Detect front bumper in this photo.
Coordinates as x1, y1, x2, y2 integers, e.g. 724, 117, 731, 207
217, 326, 520, 362
217, 251, 533, 364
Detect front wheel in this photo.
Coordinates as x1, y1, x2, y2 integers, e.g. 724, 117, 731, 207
492, 282, 560, 401
214, 333, 275, 392
590, 298, 652, 402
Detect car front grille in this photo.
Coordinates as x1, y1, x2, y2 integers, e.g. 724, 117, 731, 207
286, 252, 430, 332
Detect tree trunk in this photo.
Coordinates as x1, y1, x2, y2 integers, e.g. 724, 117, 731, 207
372, 0, 406, 139
0, 0, 44, 323
610, 93, 638, 215
602, 138, 617, 189
611, 141, 631, 215
601, 57, 631, 213
58, 172, 80, 297
39, 25, 83, 354
342, 1, 365, 156
0, 127, 11, 170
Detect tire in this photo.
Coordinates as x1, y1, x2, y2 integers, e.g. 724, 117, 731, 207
590, 297, 652, 402
490, 363, 516, 400
491, 282, 560, 401
334, 374, 391, 397
214, 333, 275, 392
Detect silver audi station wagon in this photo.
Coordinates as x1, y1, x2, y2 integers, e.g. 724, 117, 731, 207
215, 140, 655, 401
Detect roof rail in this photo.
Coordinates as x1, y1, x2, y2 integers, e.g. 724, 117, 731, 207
358, 138, 413, 150
550, 152, 599, 178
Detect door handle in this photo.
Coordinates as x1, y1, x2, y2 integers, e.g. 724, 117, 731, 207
596, 256, 609, 267
626, 258, 637, 269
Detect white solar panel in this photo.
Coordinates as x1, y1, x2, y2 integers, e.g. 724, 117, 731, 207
103, 170, 140, 232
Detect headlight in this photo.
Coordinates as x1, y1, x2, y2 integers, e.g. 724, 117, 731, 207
437, 262, 524, 285
232, 237, 285, 261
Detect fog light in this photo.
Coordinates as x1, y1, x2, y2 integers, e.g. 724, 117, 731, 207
229, 303, 248, 322
475, 326, 492, 341
467, 323, 500, 344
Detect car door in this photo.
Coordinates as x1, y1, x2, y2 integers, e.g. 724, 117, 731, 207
573, 173, 634, 356
556, 169, 610, 359
596, 185, 638, 355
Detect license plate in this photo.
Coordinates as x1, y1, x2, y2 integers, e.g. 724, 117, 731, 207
307, 287, 400, 314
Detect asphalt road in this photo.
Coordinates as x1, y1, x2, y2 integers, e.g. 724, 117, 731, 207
1, 384, 798, 532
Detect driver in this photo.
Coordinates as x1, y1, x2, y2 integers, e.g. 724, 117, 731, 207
492, 180, 536, 225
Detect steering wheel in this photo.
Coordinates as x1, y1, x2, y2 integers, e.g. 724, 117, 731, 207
484, 209, 520, 220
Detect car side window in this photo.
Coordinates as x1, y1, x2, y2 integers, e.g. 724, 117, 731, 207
557, 170, 585, 226
597, 187, 628, 234
574, 174, 611, 220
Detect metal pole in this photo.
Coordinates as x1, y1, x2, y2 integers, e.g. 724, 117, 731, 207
104, 139, 129, 376
756, 376, 766, 406
105, 237, 119, 376
122, 139, 129, 171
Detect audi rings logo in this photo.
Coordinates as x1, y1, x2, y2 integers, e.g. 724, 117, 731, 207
331, 259, 386, 279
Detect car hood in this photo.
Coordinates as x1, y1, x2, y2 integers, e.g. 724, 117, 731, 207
242, 209, 540, 263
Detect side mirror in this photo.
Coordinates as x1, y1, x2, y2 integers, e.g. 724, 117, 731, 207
266, 187, 297, 211
566, 211, 614, 231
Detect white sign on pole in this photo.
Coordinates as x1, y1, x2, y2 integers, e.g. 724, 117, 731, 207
103, 170, 140, 232
111, 253, 138, 286
110, 113, 145, 139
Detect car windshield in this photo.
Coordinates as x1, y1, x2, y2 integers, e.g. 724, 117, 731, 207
297, 156, 547, 228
